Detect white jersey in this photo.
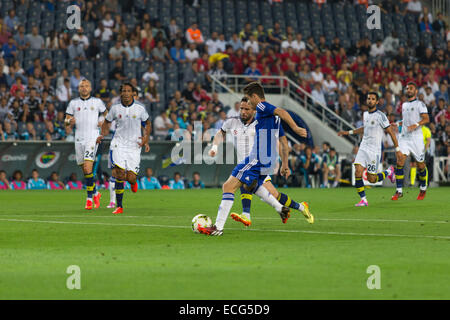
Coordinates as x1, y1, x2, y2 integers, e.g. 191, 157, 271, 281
66, 96, 106, 143
400, 99, 428, 139
359, 110, 390, 154
106, 100, 149, 150
221, 117, 257, 163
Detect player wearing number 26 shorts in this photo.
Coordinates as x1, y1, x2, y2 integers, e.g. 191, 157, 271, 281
338, 92, 399, 207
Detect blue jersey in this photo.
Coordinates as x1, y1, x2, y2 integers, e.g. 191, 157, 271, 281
27, 178, 47, 190
169, 180, 185, 190
140, 176, 161, 190
249, 101, 280, 172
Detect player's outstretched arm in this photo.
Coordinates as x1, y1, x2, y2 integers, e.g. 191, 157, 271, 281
273, 108, 307, 138
337, 127, 364, 136
208, 129, 226, 157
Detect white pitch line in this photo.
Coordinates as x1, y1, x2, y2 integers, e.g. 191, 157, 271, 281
0, 218, 449, 240
0, 214, 448, 224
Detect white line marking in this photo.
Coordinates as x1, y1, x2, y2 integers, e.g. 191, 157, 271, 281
0, 214, 448, 224
0, 218, 449, 240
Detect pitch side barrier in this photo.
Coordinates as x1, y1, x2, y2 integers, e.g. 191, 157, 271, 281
0, 141, 239, 187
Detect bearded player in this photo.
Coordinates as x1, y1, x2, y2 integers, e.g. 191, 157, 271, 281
391, 82, 430, 200
65, 79, 106, 210
338, 92, 399, 206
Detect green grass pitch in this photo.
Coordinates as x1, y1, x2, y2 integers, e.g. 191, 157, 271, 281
0, 187, 449, 300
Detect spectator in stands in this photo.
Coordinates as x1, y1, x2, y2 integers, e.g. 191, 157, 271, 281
140, 168, 162, 189
153, 109, 173, 140
243, 60, 261, 83
0, 170, 11, 189
311, 82, 326, 107
26, 26, 45, 50
206, 31, 221, 55
419, 15, 434, 33
66, 173, 83, 190
432, 12, 447, 36
188, 172, 205, 189
2, 37, 17, 64
68, 35, 86, 61
383, 32, 399, 57
244, 34, 259, 54
170, 39, 186, 63
70, 68, 85, 92
168, 18, 180, 40
109, 41, 127, 61
227, 101, 240, 118
152, 40, 173, 64
185, 22, 204, 45
4, 9, 19, 33
27, 169, 47, 190
185, 43, 200, 62
434, 83, 448, 104
94, 23, 113, 42
0, 20, 11, 46
169, 172, 185, 189
10, 170, 26, 190
109, 60, 127, 81
56, 78, 72, 104
300, 146, 321, 188
228, 33, 243, 51
13, 25, 29, 51
47, 171, 64, 190
125, 38, 143, 62
142, 64, 159, 83
42, 58, 57, 81
144, 79, 160, 104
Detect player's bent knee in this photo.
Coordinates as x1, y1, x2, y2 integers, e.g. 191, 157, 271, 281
367, 175, 377, 183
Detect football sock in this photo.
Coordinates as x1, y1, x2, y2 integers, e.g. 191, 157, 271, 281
418, 167, 428, 191
395, 165, 404, 193
215, 193, 235, 230
355, 177, 366, 199
240, 186, 252, 219
115, 180, 124, 208
376, 169, 390, 183
109, 176, 116, 203
277, 193, 302, 211
410, 167, 417, 185
255, 185, 283, 213
85, 173, 94, 199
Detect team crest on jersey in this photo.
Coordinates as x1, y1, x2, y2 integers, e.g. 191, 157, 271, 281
132, 114, 136, 119
119, 114, 122, 119
411, 107, 414, 111
371, 121, 375, 125
77, 107, 80, 111
90, 106, 94, 110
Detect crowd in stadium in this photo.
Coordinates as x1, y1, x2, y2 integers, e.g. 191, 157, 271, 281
0, 0, 448, 188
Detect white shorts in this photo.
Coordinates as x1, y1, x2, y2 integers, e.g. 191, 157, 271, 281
109, 146, 141, 175
399, 136, 425, 163
75, 140, 98, 165
354, 148, 381, 174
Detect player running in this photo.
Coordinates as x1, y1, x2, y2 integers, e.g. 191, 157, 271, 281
338, 92, 399, 206
65, 79, 106, 210
199, 82, 310, 236
97, 82, 151, 214
391, 82, 430, 200
209, 96, 313, 226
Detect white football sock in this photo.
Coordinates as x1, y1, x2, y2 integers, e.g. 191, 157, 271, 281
396, 187, 403, 193
109, 177, 116, 203
215, 193, 235, 230
242, 212, 251, 220
255, 185, 283, 213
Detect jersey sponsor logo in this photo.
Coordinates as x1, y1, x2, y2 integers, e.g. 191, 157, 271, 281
35, 151, 61, 168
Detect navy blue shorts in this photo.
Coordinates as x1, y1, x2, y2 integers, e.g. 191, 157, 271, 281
231, 158, 267, 191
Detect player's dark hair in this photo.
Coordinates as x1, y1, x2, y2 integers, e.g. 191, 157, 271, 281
367, 91, 379, 101
193, 172, 200, 176
243, 82, 265, 99
406, 81, 418, 89
119, 82, 135, 93
241, 96, 249, 103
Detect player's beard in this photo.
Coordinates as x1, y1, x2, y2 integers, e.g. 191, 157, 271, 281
368, 104, 377, 112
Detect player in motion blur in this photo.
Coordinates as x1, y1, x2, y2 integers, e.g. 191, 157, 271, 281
65, 79, 106, 210
209, 96, 314, 226
391, 82, 430, 200
199, 82, 311, 236
338, 92, 399, 206
97, 83, 151, 214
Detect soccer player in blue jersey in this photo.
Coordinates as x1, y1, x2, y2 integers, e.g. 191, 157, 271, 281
198, 82, 313, 236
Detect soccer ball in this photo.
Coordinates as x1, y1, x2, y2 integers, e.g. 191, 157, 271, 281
192, 214, 212, 233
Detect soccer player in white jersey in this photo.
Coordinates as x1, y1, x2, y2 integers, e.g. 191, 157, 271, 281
338, 92, 400, 206
65, 79, 107, 210
106, 87, 150, 209
97, 82, 151, 214
391, 82, 430, 200
209, 96, 314, 226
